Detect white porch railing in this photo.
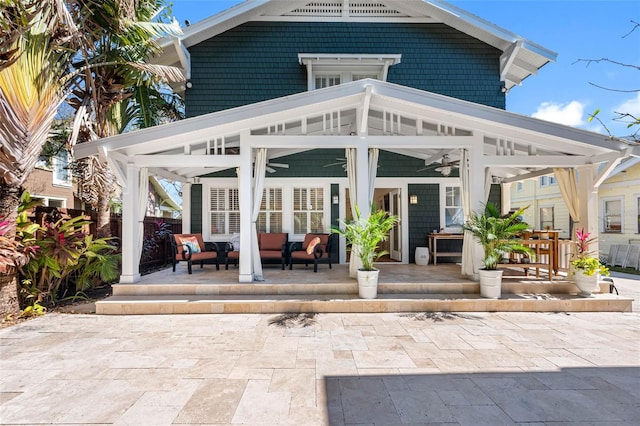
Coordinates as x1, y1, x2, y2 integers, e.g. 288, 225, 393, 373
557, 240, 573, 272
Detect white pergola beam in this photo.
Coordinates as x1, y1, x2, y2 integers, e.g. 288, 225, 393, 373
247, 135, 476, 149
120, 155, 242, 168
148, 167, 189, 183
485, 155, 587, 167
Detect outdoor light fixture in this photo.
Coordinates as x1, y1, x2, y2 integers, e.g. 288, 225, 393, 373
409, 195, 418, 205
439, 165, 452, 176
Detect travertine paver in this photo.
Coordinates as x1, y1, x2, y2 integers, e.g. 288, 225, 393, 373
0, 275, 639, 425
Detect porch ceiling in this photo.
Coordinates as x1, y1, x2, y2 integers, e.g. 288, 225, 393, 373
75, 80, 636, 182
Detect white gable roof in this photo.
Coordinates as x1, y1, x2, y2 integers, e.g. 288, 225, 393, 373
75, 80, 635, 182
158, 0, 556, 91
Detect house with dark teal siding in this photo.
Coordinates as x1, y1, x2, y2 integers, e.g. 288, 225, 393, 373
76, 0, 636, 284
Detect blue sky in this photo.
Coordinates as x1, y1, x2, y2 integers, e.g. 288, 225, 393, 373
168, 0, 639, 139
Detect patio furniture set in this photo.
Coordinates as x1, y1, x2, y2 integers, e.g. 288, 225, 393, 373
170, 232, 335, 274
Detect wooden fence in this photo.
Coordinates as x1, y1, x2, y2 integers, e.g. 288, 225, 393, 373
30, 207, 182, 274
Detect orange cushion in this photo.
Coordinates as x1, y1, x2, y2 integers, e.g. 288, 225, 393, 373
259, 233, 286, 251
306, 237, 321, 254
179, 236, 201, 253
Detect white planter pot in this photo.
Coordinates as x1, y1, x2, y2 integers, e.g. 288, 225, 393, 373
573, 269, 599, 297
357, 269, 380, 299
478, 269, 503, 299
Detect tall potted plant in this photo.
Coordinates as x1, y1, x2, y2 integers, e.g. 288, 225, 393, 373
333, 205, 399, 299
463, 203, 534, 298
571, 228, 609, 296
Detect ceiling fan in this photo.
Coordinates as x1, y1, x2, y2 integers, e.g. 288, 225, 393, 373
323, 158, 347, 170
417, 154, 460, 176
265, 162, 289, 173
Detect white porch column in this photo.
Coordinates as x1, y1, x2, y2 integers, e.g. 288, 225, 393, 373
356, 141, 370, 215
181, 182, 191, 233
577, 165, 599, 254
469, 144, 485, 278
501, 182, 512, 214
120, 163, 141, 283
238, 132, 253, 282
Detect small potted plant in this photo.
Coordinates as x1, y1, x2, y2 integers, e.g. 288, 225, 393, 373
462, 203, 534, 298
571, 228, 609, 296
332, 205, 398, 299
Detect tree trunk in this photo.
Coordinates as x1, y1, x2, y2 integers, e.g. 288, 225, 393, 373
96, 191, 111, 237
0, 184, 23, 313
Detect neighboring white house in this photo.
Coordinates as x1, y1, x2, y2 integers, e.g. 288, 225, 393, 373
510, 157, 640, 257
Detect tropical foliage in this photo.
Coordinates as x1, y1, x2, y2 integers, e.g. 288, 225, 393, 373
571, 228, 609, 277
463, 203, 534, 270
333, 206, 399, 271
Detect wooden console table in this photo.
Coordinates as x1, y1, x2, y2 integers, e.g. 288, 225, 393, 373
498, 238, 555, 280
428, 233, 464, 265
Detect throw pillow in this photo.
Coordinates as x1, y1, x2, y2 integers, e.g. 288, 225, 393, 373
179, 236, 201, 253
306, 237, 321, 255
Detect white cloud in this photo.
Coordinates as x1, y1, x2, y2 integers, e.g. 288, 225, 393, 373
614, 92, 640, 116
532, 101, 586, 126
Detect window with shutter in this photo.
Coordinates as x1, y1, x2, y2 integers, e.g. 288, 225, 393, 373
257, 188, 283, 233
293, 187, 324, 235
209, 187, 240, 236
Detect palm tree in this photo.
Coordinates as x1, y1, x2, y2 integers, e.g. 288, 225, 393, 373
0, 0, 183, 310
66, 0, 183, 235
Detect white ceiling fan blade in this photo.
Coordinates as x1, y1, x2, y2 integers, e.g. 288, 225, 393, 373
267, 162, 289, 169
265, 166, 276, 173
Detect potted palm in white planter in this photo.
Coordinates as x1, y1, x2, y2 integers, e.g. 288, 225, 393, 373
333, 206, 399, 299
463, 203, 534, 298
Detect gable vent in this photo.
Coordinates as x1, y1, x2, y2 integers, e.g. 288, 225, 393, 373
283, 1, 408, 18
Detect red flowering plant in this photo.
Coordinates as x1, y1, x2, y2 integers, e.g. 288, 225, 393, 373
571, 228, 609, 277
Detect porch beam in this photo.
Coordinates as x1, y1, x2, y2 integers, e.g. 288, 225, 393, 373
98, 146, 127, 188
485, 155, 587, 167
359, 84, 372, 135
500, 41, 521, 82
148, 167, 188, 183
119, 155, 242, 168
592, 150, 629, 188
501, 167, 554, 184
247, 135, 475, 149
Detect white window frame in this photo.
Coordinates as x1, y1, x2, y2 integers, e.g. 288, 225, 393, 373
298, 54, 401, 91
52, 150, 72, 187
203, 179, 330, 241
539, 205, 554, 230
257, 188, 283, 233
539, 175, 557, 187
206, 187, 240, 239
292, 185, 329, 239
441, 185, 463, 233
602, 196, 623, 233
32, 195, 67, 208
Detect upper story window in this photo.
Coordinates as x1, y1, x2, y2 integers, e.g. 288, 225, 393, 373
539, 175, 557, 187
52, 150, 72, 187
602, 197, 622, 233
298, 54, 401, 91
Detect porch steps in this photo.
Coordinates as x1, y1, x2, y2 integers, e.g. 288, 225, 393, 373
96, 282, 633, 315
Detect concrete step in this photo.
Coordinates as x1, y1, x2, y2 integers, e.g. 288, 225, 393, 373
96, 292, 633, 315
110, 281, 611, 297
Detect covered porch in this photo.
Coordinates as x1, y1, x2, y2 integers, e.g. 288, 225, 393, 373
74, 80, 638, 287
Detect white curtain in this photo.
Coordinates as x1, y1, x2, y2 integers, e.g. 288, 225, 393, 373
368, 148, 379, 203
484, 168, 492, 204
137, 167, 149, 263
554, 168, 580, 235
346, 148, 360, 277
251, 148, 268, 281
460, 149, 475, 276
